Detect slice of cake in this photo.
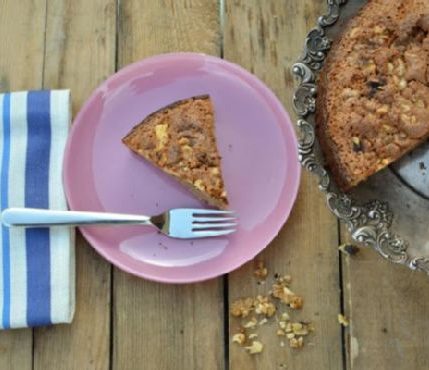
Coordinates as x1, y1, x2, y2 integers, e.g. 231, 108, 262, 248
122, 95, 229, 209
316, 0, 429, 191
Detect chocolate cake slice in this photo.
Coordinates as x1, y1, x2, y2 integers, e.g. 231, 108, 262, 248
122, 95, 229, 209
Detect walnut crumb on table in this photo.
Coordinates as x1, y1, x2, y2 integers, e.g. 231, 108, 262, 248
338, 314, 349, 327
243, 317, 257, 328
230, 297, 254, 318
232, 333, 246, 345
259, 318, 268, 326
245, 340, 264, 354
271, 278, 304, 309
254, 260, 268, 279
229, 261, 315, 358
289, 336, 304, 349
281, 312, 290, 321
255, 295, 276, 317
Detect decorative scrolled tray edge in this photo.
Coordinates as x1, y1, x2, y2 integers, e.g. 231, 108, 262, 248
291, 0, 429, 275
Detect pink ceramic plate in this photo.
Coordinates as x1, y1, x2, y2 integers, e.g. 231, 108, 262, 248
63, 53, 301, 283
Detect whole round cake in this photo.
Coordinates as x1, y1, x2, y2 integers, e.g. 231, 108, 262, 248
316, 0, 429, 191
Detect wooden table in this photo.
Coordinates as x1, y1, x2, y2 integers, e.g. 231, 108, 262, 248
1, 1, 429, 369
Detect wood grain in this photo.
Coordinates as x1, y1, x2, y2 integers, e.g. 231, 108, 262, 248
0, 0, 47, 368
0, 328, 32, 370
33, 1, 116, 369
223, 1, 343, 369
341, 226, 429, 370
5, 1, 429, 369
113, 1, 224, 370
118, 0, 220, 60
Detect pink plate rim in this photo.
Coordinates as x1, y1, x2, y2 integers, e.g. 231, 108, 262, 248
63, 52, 301, 283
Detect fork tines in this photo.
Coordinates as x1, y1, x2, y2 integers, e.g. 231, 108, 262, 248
192, 210, 237, 236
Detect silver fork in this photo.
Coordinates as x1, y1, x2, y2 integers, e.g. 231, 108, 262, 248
1, 207, 237, 239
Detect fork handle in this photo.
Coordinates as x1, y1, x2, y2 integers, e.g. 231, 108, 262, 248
1, 208, 152, 227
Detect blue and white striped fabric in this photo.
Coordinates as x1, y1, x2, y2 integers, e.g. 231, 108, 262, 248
0, 90, 75, 329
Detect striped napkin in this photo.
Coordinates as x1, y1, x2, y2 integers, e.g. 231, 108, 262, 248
0, 90, 75, 329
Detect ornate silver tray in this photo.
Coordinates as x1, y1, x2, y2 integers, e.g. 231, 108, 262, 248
292, 0, 429, 274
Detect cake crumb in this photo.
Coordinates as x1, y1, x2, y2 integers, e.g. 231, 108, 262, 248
254, 260, 268, 279
230, 297, 254, 318
259, 318, 268, 326
255, 295, 276, 317
272, 283, 303, 309
281, 312, 290, 321
292, 322, 309, 336
338, 314, 349, 327
245, 341, 264, 354
289, 336, 304, 349
243, 317, 257, 329
232, 333, 246, 345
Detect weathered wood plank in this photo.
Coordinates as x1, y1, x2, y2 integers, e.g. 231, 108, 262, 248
224, 1, 343, 369
0, 0, 46, 92
0, 0, 47, 368
342, 227, 429, 370
33, 1, 116, 369
113, 1, 224, 370
0, 328, 32, 370
118, 0, 220, 60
